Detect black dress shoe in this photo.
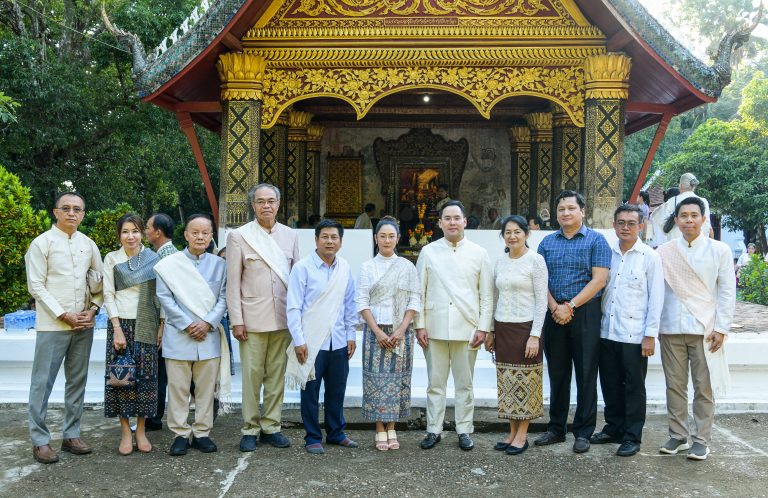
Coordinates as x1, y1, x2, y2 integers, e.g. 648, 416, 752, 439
573, 437, 591, 453
590, 431, 621, 445
505, 441, 529, 455
239, 435, 258, 452
192, 436, 218, 453
534, 431, 566, 446
616, 440, 641, 457
494, 441, 511, 451
169, 436, 190, 456
260, 431, 291, 448
458, 434, 474, 451
420, 433, 441, 449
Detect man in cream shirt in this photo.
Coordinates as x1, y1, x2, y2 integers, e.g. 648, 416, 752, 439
25, 192, 103, 464
226, 183, 299, 452
657, 196, 735, 461
415, 200, 494, 451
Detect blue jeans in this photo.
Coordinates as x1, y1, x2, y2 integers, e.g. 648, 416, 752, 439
300, 347, 349, 445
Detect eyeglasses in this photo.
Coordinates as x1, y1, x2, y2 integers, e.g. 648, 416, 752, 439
615, 220, 639, 228
56, 206, 84, 214
255, 199, 279, 207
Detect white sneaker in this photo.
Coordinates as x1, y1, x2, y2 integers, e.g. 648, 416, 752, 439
659, 437, 690, 454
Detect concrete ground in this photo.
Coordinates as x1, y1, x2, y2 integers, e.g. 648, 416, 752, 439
2, 406, 767, 497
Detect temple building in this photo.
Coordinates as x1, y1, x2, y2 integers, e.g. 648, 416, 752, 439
104, 0, 755, 233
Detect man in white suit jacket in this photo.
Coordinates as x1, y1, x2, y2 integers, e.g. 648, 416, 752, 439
415, 201, 494, 451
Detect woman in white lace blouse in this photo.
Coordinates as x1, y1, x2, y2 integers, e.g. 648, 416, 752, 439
487, 215, 548, 456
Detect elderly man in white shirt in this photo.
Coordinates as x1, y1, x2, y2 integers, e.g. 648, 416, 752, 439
656, 196, 736, 461
591, 205, 664, 457
648, 172, 712, 248
25, 192, 103, 464
415, 200, 494, 451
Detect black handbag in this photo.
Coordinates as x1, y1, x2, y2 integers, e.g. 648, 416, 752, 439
662, 196, 677, 234
106, 351, 136, 388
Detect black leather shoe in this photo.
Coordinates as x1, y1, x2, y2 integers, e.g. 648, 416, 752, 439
192, 436, 218, 453
169, 436, 190, 456
144, 419, 163, 432
534, 431, 566, 446
494, 441, 511, 451
260, 432, 291, 448
590, 431, 621, 445
239, 435, 258, 452
573, 437, 591, 453
616, 440, 640, 457
458, 434, 474, 451
420, 433, 441, 449
505, 441, 529, 455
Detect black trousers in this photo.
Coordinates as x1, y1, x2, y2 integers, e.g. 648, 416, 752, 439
543, 299, 601, 439
148, 352, 167, 425
598, 339, 648, 443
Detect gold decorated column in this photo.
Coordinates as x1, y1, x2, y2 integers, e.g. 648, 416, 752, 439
583, 53, 631, 228
260, 112, 289, 224
306, 124, 325, 219
509, 126, 532, 216
217, 52, 266, 228
525, 112, 554, 224
287, 110, 312, 223
551, 108, 584, 226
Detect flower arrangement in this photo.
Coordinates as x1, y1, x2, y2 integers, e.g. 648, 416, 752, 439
408, 223, 433, 246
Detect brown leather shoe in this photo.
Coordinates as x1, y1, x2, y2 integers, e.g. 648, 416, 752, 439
61, 438, 92, 455
33, 444, 59, 464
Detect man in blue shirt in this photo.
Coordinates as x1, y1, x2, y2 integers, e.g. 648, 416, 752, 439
286, 219, 359, 454
535, 190, 611, 453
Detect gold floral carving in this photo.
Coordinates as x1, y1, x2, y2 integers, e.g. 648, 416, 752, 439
584, 53, 632, 100
287, 110, 313, 141
307, 124, 325, 151
217, 53, 267, 101
525, 112, 553, 141
509, 126, 532, 151
261, 65, 584, 128
291, 0, 553, 18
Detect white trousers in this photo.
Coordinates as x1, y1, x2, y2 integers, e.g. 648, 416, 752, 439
425, 339, 478, 434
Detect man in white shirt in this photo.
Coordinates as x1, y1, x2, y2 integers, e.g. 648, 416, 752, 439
354, 203, 375, 230
648, 172, 712, 248
415, 200, 494, 451
25, 192, 103, 464
591, 205, 664, 457
657, 196, 736, 461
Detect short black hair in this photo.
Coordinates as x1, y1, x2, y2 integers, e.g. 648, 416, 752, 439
185, 213, 214, 229
674, 196, 705, 217
54, 191, 85, 210
315, 218, 344, 238
500, 215, 530, 252
437, 183, 449, 191
364, 203, 375, 213
555, 190, 586, 209
527, 215, 543, 226
663, 187, 680, 202
639, 190, 650, 205
439, 200, 466, 217
149, 213, 175, 238
375, 215, 400, 236
614, 204, 643, 223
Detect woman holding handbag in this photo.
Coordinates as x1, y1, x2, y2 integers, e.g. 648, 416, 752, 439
103, 213, 162, 455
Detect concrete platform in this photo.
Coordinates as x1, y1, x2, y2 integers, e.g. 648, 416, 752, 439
1, 407, 767, 497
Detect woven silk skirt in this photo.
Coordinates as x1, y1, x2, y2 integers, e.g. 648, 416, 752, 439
361, 324, 414, 422
494, 320, 544, 421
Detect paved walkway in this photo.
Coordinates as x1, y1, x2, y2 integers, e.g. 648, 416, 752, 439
2, 407, 767, 497
731, 301, 768, 334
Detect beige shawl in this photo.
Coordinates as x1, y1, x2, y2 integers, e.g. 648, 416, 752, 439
237, 221, 290, 287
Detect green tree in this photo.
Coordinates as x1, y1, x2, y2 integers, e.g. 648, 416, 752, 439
0, 164, 50, 314
0, 90, 18, 124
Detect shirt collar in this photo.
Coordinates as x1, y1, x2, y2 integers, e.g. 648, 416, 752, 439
311, 250, 337, 269
557, 224, 588, 239
678, 232, 706, 249
160, 240, 174, 250
51, 224, 80, 240
183, 248, 207, 261
375, 252, 397, 261
441, 236, 466, 248
611, 237, 642, 255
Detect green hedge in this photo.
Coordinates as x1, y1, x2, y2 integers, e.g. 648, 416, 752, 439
741, 255, 768, 306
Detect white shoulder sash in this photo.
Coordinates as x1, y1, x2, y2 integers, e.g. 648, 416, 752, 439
154, 252, 215, 319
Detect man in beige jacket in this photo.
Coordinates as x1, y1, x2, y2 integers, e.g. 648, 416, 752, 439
415, 200, 494, 451
227, 183, 299, 452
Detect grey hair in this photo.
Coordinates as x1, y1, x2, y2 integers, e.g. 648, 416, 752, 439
679, 173, 700, 191
248, 183, 281, 203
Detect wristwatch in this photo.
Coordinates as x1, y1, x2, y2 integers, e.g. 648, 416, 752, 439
567, 301, 577, 311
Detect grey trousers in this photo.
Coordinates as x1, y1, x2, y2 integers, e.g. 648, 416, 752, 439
28, 329, 94, 446
660, 333, 715, 445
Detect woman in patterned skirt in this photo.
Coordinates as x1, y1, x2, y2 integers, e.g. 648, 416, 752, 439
356, 217, 420, 451
103, 213, 161, 455
487, 215, 548, 455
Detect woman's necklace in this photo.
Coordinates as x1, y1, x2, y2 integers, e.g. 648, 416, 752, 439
127, 246, 143, 271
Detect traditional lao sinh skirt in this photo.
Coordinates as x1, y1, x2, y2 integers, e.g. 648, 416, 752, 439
494, 320, 544, 420
361, 324, 414, 422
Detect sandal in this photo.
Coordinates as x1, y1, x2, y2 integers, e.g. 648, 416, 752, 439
387, 430, 400, 450
375, 432, 389, 451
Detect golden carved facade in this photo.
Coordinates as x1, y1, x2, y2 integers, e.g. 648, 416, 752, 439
584, 53, 632, 100
217, 53, 267, 101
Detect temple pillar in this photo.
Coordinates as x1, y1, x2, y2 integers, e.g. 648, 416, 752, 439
217, 53, 266, 228
509, 126, 532, 216
525, 112, 554, 224
287, 111, 312, 224
551, 108, 584, 227
306, 124, 325, 219
583, 53, 631, 228
260, 112, 289, 224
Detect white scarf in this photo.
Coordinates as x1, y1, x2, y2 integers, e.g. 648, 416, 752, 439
237, 221, 290, 287
154, 252, 232, 413
285, 257, 351, 390
657, 241, 731, 396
